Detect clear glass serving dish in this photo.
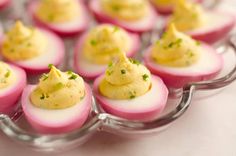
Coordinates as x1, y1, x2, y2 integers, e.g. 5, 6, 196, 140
0, 0, 235, 153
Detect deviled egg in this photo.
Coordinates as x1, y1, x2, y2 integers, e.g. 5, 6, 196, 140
0, 61, 26, 114
93, 51, 168, 121
150, 0, 202, 15
21, 65, 92, 134
74, 24, 140, 80
89, 0, 157, 33
0, 21, 65, 74
28, 0, 89, 37
144, 24, 223, 88
166, 0, 235, 44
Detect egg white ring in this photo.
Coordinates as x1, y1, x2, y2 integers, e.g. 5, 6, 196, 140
93, 75, 169, 121
143, 43, 223, 88
89, 0, 158, 33
74, 28, 140, 80
5, 28, 65, 74
21, 83, 92, 133
28, 0, 89, 36
0, 63, 26, 110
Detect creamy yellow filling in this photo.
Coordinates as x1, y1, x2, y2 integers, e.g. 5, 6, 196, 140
99, 51, 151, 99
101, 0, 149, 21
83, 25, 131, 64
168, 0, 207, 31
0, 62, 16, 89
151, 24, 201, 67
30, 65, 85, 109
36, 0, 80, 23
2, 21, 47, 61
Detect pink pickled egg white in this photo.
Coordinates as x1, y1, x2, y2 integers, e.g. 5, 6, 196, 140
143, 43, 223, 88
93, 75, 169, 121
28, 0, 89, 37
2, 28, 65, 75
0, 64, 26, 113
21, 83, 92, 134
151, 0, 203, 15
74, 30, 141, 80
187, 12, 235, 44
0, 0, 11, 10
163, 11, 235, 44
89, 0, 158, 34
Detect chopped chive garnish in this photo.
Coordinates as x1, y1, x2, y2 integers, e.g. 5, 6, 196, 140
48, 64, 53, 69
90, 40, 97, 46
129, 91, 136, 99
41, 73, 49, 81
40, 94, 45, 100
111, 5, 120, 11
106, 70, 113, 76
4, 70, 11, 78
108, 62, 113, 67
67, 70, 73, 75
113, 26, 120, 32
69, 74, 78, 80
130, 95, 136, 99
142, 74, 149, 81
129, 58, 140, 65
121, 69, 126, 74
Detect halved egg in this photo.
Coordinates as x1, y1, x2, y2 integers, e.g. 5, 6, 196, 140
89, 0, 158, 33
0, 22, 65, 74
93, 50, 168, 121
28, 0, 89, 37
0, 62, 26, 114
74, 24, 140, 80
164, 0, 235, 44
144, 43, 223, 88
94, 75, 168, 121
21, 67, 92, 134
0, 0, 11, 10
150, 0, 202, 15
143, 24, 223, 88
185, 11, 235, 44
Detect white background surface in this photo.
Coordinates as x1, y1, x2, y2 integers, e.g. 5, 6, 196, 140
0, 0, 236, 156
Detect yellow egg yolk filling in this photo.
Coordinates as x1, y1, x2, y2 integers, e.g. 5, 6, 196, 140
99, 51, 151, 99
83, 25, 131, 64
2, 21, 47, 61
101, 0, 149, 21
36, 0, 80, 23
168, 0, 207, 31
30, 65, 85, 109
0, 62, 16, 89
151, 24, 201, 67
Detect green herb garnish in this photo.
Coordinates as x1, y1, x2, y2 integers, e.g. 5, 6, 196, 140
129, 58, 140, 65
41, 73, 49, 81
40, 94, 45, 100
48, 64, 53, 69
90, 40, 97, 46
130, 95, 136, 99
121, 69, 126, 74
106, 70, 113, 76
108, 62, 113, 67
142, 74, 149, 81
68, 74, 78, 80
67, 70, 73, 75
4, 70, 11, 78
